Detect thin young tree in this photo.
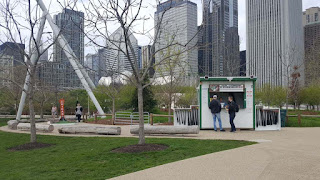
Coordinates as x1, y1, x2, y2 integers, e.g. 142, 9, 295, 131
0, 0, 61, 143
80, 0, 198, 144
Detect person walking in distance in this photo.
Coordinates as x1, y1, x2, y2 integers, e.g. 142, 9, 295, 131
51, 105, 57, 119
209, 95, 225, 132
226, 96, 239, 132
75, 103, 83, 123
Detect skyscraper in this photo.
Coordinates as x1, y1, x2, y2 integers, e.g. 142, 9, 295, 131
303, 7, 320, 85
155, 0, 198, 79
0, 42, 26, 88
52, 8, 84, 88
246, 0, 304, 87
85, 53, 99, 86
105, 27, 139, 74
0, 42, 25, 66
199, 0, 239, 77
303, 7, 320, 26
240, 50, 246, 76
140, 45, 155, 77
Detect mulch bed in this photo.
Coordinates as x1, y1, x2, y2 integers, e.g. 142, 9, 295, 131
8, 142, 54, 152
111, 144, 168, 153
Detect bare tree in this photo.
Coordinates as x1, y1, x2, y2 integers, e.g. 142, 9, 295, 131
79, 0, 198, 144
0, 0, 61, 143
155, 42, 188, 122
277, 44, 304, 115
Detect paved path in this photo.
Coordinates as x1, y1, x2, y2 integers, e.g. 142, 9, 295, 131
111, 128, 320, 180
1, 124, 320, 179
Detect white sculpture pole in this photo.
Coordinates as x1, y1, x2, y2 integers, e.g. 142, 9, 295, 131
36, 0, 105, 115
16, 12, 47, 121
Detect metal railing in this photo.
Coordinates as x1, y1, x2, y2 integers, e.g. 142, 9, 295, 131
255, 106, 281, 130
174, 105, 199, 126
115, 112, 149, 125
149, 114, 174, 125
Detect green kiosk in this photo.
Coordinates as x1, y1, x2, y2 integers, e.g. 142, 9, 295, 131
199, 77, 257, 130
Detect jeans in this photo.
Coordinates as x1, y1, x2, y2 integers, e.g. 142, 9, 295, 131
212, 113, 223, 131
229, 114, 236, 131
76, 114, 81, 122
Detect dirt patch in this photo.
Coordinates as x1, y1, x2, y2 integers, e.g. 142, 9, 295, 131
86, 119, 113, 125
112, 144, 168, 153
8, 142, 54, 152
157, 122, 174, 126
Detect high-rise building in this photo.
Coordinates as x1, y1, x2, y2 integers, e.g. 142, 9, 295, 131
304, 21, 320, 85
85, 51, 107, 86
105, 27, 139, 74
246, 0, 304, 87
199, 0, 239, 77
0, 42, 25, 66
52, 8, 84, 88
0, 55, 14, 87
240, 50, 246, 76
39, 40, 48, 63
140, 45, 155, 77
303, 7, 320, 26
155, 0, 198, 78
0, 42, 26, 88
85, 53, 100, 86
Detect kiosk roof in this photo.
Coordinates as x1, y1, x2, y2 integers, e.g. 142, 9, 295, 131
200, 77, 257, 82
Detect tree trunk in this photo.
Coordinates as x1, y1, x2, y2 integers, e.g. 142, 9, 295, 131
29, 90, 37, 143
137, 85, 145, 144
112, 97, 115, 125
28, 68, 37, 143
168, 93, 172, 123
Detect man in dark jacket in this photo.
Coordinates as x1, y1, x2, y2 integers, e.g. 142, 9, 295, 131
226, 96, 239, 132
209, 95, 225, 132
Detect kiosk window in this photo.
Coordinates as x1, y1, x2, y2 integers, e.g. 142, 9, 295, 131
208, 84, 245, 109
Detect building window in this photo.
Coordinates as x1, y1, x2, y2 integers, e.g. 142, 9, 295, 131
315, 13, 319, 22
307, 15, 310, 23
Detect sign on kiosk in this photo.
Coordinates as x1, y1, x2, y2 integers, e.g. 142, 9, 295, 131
59, 99, 65, 121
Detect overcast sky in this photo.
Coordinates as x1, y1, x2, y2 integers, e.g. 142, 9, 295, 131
1, 0, 320, 55
92, 0, 320, 52
180, 0, 320, 51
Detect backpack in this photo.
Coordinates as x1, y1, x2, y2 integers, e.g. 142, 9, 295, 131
230, 101, 239, 112
235, 104, 239, 112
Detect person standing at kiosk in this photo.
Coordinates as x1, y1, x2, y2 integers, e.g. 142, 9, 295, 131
226, 96, 239, 132
209, 95, 225, 132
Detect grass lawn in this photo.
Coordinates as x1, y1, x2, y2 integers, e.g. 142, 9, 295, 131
0, 118, 11, 127
86, 116, 113, 122
0, 119, 255, 180
286, 110, 320, 127
152, 110, 173, 124
287, 117, 320, 127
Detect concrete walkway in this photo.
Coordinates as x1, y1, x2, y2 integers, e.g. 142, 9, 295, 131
111, 128, 320, 180
1, 124, 320, 179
